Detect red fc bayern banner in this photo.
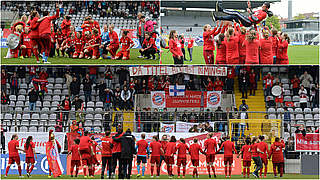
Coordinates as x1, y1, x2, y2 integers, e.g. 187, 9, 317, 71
295, 133, 320, 152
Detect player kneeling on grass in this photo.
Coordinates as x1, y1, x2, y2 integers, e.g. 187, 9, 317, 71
115, 31, 134, 60
61, 33, 76, 58
189, 138, 205, 178
106, 24, 119, 59
25, 136, 37, 177
5, 134, 25, 178
20, 26, 32, 58
139, 32, 157, 60
238, 138, 252, 178
73, 32, 84, 58
68, 138, 81, 177
269, 137, 285, 178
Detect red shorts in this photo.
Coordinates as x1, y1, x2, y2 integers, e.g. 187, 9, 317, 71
206, 154, 215, 163
275, 98, 283, 103
21, 48, 32, 57
243, 160, 251, 167
116, 50, 130, 60
92, 48, 100, 58
203, 50, 214, 64
82, 158, 92, 166
71, 160, 81, 167
165, 156, 174, 165
150, 156, 160, 164
177, 157, 187, 166
30, 37, 40, 49
261, 157, 268, 165
224, 156, 233, 165
8, 156, 20, 165
91, 155, 99, 165
191, 159, 199, 167
25, 157, 35, 164
239, 56, 246, 64
108, 44, 119, 57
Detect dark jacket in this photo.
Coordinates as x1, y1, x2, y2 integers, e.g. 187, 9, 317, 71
72, 99, 84, 110
83, 78, 92, 91
113, 132, 136, 159
70, 80, 81, 95
28, 90, 38, 102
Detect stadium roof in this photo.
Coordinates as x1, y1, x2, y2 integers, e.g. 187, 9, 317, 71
161, 0, 281, 10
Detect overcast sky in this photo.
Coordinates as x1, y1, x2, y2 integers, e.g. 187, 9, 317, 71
270, 0, 319, 18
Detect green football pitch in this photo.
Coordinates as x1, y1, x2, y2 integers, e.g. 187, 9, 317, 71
0, 48, 159, 65
161, 46, 319, 65
1, 174, 319, 179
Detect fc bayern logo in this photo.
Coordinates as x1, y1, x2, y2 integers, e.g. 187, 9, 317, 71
208, 92, 220, 106
152, 92, 165, 106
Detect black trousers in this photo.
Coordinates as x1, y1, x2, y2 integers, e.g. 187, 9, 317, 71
181, 48, 186, 60
120, 158, 133, 179
101, 156, 112, 178
112, 152, 122, 176
140, 48, 156, 58
173, 56, 183, 65
253, 156, 263, 175
216, 9, 253, 27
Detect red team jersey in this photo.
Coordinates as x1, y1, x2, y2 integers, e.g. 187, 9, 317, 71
79, 136, 92, 151
164, 142, 176, 156
250, 143, 259, 157
249, 10, 267, 24
204, 138, 217, 154
258, 141, 269, 159
109, 31, 119, 46
269, 141, 285, 163
150, 141, 162, 156
243, 39, 260, 64
24, 142, 35, 157
213, 80, 224, 91
176, 143, 189, 158
8, 140, 20, 157
160, 141, 168, 156
203, 27, 220, 51
187, 39, 194, 48
259, 38, 273, 64
22, 32, 32, 48
55, 33, 64, 45
120, 37, 134, 51
137, 139, 149, 156
38, 9, 59, 36
277, 40, 289, 62
169, 38, 183, 57
189, 143, 203, 160
241, 144, 252, 161
218, 140, 237, 157
225, 36, 240, 64
101, 136, 113, 157
143, 38, 157, 50
70, 144, 81, 160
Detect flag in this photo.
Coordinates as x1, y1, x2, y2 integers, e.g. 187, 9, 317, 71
169, 85, 185, 96
46, 140, 64, 177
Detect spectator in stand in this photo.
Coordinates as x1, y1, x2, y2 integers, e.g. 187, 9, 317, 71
1, 69, 7, 92
10, 72, 19, 95
249, 69, 257, 96
283, 107, 291, 132
121, 86, 131, 110
186, 79, 195, 90
38, 68, 48, 80
55, 122, 63, 132
215, 106, 224, 131
213, 77, 224, 91
226, 67, 235, 92
88, 67, 97, 84
82, 74, 93, 104
104, 89, 113, 111
70, 77, 81, 100
205, 122, 214, 132
299, 71, 313, 95
311, 84, 319, 108
28, 87, 38, 111
306, 127, 313, 133
60, 95, 71, 126
72, 95, 84, 125
239, 69, 249, 99
295, 125, 306, 137
95, 80, 107, 102
189, 125, 199, 133
206, 78, 214, 91
239, 100, 249, 112
105, 68, 113, 89
28, 66, 37, 84
239, 107, 248, 137
263, 72, 274, 97
65, 71, 73, 97
116, 67, 129, 86
291, 75, 300, 96
113, 86, 122, 110
298, 85, 308, 110
1, 91, 9, 112
152, 108, 160, 132
275, 83, 284, 108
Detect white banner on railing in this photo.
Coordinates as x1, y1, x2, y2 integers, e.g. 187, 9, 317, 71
4, 132, 66, 154
175, 121, 215, 133
130, 66, 227, 76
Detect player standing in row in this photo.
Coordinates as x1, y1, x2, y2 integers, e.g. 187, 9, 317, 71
238, 138, 252, 178
136, 133, 149, 178
176, 138, 188, 178
79, 131, 93, 178
68, 139, 81, 177
101, 131, 113, 179
258, 135, 269, 178
204, 133, 218, 178
149, 136, 163, 178
202, 21, 223, 64
250, 137, 263, 178
24, 136, 37, 177
269, 137, 285, 178
168, 30, 183, 64
216, 136, 237, 178
189, 138, 205, 178
5, 134, 25, 178
164, 136, 177, 178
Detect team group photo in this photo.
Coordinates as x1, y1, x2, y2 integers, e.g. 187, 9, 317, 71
0, 0, 319, 179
